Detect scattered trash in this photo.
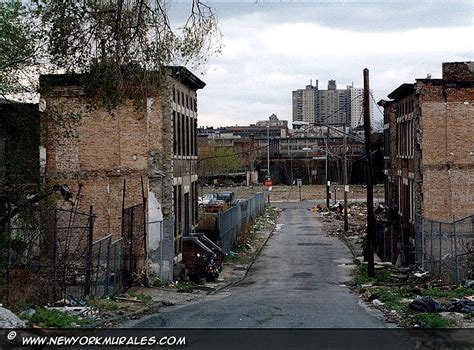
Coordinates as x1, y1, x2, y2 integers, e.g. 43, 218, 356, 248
409, 296, 443, 313
413, 271, 429, 278
372, 299, 384, 307
115, 296, 142, 303
46, 306, 97, 318
447, 298, 474, 313
374, 204, 387, 215
331, 202, 344, 214
368, 294, 379, 302
464, 280, 474, 288
0, 307, 26, 328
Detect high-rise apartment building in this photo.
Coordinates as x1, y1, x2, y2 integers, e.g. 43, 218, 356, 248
292, 80, 373, 128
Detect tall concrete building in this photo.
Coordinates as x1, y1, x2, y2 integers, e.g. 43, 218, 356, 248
293, 82, 318, 123
292, 80, 373, 128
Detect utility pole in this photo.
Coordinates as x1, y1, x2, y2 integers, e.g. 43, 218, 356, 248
343, 123, 348, 232
267, 116, 271, 204
267, 117, 270, 178
363, 68, 375, 277
325, 128, 330, 208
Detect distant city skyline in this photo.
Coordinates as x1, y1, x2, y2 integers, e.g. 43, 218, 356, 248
169, 1, 473, 128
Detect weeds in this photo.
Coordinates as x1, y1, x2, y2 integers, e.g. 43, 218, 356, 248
414, 313, 456, 328
175, 281, 200, 291
152, 279, 170, 288
128, 291, 152, 303
88, 298, 119, 311
25, 307, 92, 328
354, 265, 391, 285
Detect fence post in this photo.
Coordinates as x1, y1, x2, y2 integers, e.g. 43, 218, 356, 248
105, 239, 111, 296
5, 201, 11, 305
84, 206, 94, 298
129, 208, 134, 284
453, 222, 460, 284
439, 222, 442, 278
421, 216, 425, 270
430, 221, 433, 272
52, 208, 58, 301
94, 239, 102, 297
160, 221, 163, 282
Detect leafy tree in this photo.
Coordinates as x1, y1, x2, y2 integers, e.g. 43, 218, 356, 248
199, 147, 243, 176
37, 0, 221, 106
0, 0, 43, 98
0, 0, 221, 102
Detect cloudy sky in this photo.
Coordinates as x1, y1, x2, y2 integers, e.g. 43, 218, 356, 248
170, 1, 473, 127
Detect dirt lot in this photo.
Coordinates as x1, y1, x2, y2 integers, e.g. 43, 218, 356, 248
201, 184, 385, 203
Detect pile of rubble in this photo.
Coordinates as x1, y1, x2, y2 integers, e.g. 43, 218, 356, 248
314, 202, 474, 328
357, 264, 474, 327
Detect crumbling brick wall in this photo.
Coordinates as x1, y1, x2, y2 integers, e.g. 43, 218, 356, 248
418, 72, 474, 221
41, 87, 151, 239
442, 62, 474, 82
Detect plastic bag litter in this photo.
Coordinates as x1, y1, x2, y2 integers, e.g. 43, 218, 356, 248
447, 299, 474, 313
408, 296, 443, 313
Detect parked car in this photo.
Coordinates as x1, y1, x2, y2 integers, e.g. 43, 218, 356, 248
203, 200, 225, 213
216, 191, 235, 204
199, 193, 217, 207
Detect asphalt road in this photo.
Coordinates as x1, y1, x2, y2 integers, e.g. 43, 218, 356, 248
125, 201, 386, 328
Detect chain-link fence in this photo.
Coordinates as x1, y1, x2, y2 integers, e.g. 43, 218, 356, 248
0, 203, 144, 307
122, 203, 146, 287
415, 214, 474, 284
217, 192, 266, 253
147, 219, 175, 282
89, 235, 124, 298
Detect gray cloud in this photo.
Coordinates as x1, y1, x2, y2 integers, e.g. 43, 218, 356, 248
169, 2, 474, 127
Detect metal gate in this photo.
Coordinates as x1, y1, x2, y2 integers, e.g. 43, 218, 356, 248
122, 203, 146, 286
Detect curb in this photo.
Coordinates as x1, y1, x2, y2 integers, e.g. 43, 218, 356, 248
89, 302, 162, 328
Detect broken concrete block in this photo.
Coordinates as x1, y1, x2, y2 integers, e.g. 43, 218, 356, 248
0, 307, 25, 328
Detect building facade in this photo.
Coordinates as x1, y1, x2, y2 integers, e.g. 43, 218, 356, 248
292, 80, 373, 128
380, 61, 474, 263
39, 66, 205, 281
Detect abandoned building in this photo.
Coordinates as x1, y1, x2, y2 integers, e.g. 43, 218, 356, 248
31, 66, 205, 282
379, 61, 474, 264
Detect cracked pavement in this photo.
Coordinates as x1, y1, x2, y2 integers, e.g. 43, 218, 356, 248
122, 201, 386, 328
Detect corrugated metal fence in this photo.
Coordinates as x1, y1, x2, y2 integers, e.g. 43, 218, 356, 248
217, 192, 266, 253
414, 214, 474, 284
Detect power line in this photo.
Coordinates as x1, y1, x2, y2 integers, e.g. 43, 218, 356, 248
370, 91, 385, 118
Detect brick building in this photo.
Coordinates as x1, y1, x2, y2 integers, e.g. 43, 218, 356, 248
379, 61, 474, 263
39, 66, 205, 281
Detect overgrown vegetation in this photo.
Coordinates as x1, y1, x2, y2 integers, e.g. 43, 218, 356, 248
225, 206, 279, 263
198, 147, 244, 177
354, 264, 391, 286
175, 281, 201, 291
152, 278, 170, 288
353, 264, 473, 328
128, 291, 152, 303
23, 307, 92, 328
88, 298, 119, 312
414, 313, 456, 328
